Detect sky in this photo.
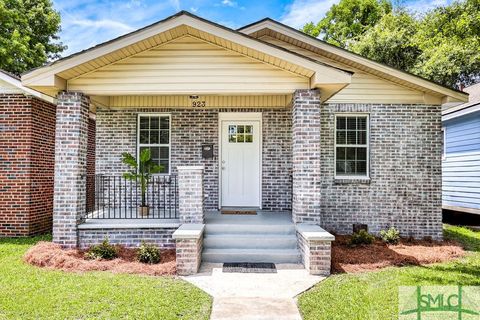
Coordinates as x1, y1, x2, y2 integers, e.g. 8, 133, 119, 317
53, 0, 452, 56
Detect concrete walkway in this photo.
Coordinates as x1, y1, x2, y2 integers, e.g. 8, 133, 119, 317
184, 263, 325, 320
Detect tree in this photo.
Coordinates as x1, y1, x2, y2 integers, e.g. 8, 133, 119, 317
0, 0, 65, 75
301, 0, 392, 48
350, 11, 421, 72
412, 0, 480, 88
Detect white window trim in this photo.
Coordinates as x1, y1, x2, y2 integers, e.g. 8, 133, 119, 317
137, 113, 172, 175
334, 113, 370, 179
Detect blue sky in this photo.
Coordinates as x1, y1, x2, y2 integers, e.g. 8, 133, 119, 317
53, 0, 451, 56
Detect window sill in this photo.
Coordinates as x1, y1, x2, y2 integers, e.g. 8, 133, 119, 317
334, 177, 371, 185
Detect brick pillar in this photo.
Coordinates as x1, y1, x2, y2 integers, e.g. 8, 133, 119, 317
52, 92, 90, 247
292, 89, 321, 224
177, 166, 205, 224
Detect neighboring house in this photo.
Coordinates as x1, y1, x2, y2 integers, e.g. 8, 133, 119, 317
0, 70, 96, 237
15, 12, 467, 274
442, 83, 480, 215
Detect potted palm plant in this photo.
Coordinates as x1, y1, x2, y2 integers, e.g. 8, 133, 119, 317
121, 149, 162, 217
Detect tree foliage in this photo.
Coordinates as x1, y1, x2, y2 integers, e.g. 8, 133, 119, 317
302, 0, 480, 89
0, 0, 65, 75
301, 0, 392, 48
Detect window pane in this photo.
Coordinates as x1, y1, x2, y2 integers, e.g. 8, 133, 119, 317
336, 147, 346, 160
150, 147, 159, 159
357, 147, 367, 161
357, 131, 366, 145
337, 117, 346, 130
245, 134, 253, 143
229, 135, 236, 143
150, 130, 159, 144
357, 117, 366, 130
159, 160, 169, 173
228, 125, 236, 134
347, 117, 357, 130
160, 117, 169, 129
336, 131, 346, 144
140, 130, 149, 143
150, 117, 159, 129
245, 125, 252, 133
160, 146, 169, 159
160, 130, 169, 144
346, 147, 356, 160
346, 131, 356, 144
238, 125, 245, 134
345, 161, 355, 174
237, 134, 245, 143
356, 161, 367, 174
140, 117, 149, 130
336, 161, 346, 173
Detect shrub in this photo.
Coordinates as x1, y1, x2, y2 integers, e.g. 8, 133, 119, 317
380, 227, 401, 244
86, 238, 118, 260
349, 229, 375, 246
137, 241, 161, 264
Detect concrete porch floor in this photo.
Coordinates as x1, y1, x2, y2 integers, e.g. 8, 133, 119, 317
205, 210, 293, 225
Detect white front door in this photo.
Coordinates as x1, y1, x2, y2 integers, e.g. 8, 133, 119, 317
220, 114, 261, 208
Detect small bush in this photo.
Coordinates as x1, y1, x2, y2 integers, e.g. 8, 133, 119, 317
380, 227, 401, 244
86, 238, 118, 260
380, 227, 400, 244
137, 241, 161, 264
349, 229, 375, 246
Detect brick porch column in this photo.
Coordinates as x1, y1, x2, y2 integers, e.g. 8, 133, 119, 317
177, 166, 205, 224
52, 92, 90, 247
292, 89, 321, 224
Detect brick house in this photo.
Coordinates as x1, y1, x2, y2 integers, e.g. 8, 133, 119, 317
18, 12, 467, 275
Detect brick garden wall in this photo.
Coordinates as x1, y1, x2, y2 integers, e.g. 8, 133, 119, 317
95, 108, 292, 211
0, 94, 56, 236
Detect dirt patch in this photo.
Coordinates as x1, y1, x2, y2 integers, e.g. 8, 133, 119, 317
24, 242, 176, 276
332, 236, 465, 274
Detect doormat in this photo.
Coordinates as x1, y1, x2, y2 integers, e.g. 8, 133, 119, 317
221, 210, 257, 215
223, 262, 277, 273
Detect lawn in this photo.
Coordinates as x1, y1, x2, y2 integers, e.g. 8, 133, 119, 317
298, 225, 480, 320
0, 236, 212, 320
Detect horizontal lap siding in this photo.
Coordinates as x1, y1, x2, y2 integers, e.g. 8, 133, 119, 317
443, 112, 480, 210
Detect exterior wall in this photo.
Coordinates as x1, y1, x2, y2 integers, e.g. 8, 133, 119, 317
78, 227, 177, 249
95, 107, 292, 211
0, 94, 56, 236
319, 103, 443, 239
442, 111, 480, 213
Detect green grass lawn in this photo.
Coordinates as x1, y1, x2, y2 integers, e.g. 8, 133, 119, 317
298, 225, 480, 320
0, 236, 212, 320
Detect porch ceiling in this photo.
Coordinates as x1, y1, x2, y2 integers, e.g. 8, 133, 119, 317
21, 11, 352, 100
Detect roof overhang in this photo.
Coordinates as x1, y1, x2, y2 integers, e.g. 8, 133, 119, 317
0, 70, 55, 103
238, 19, 468, 106
22, 12, 351, 100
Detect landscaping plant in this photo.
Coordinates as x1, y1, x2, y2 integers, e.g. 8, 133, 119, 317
137, 241, 161, 264
121, 149, 162, 215
85, 237, 118, 260
349, 229, 375, 246
380, 226, 400, 244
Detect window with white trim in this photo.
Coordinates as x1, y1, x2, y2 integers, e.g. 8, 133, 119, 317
138, 114, 170, 174
335, 114, 369, 177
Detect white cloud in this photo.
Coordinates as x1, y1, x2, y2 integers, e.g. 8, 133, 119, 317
190, 7, 198, 12
221, 0, 238, 7
70, 19, 134, 32
281, 0, 339, 29
169, 0, 181, 11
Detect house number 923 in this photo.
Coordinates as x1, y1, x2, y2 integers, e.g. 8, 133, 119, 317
192, 100, 206, 108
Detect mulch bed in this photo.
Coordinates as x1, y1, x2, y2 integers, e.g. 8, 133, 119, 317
332, 235, 465, 274
24, 242, 176, 276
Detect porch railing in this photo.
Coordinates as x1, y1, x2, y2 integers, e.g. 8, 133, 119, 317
86, 174, 179, 219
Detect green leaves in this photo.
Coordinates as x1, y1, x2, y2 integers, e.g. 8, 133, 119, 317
0, 0, 65, 75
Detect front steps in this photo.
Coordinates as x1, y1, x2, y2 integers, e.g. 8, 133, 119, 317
202, 211, 301, 264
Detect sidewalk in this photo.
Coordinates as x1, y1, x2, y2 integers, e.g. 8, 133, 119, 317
183, 263, 325, 320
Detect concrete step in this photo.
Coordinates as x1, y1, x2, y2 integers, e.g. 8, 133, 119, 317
205, 223, 295, 235
202, 248, 301, 264
203, 234, 298, 249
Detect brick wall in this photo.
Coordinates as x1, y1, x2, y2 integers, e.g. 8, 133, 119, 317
0, 94, 56, 236
319, 103, 443, 240
95, 108, 292, 211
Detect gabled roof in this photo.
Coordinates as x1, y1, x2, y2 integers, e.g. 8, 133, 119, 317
0, 69, 54, 103
21, 11, 352, 99
443, 82, 480, 121
238, 18, 468, 104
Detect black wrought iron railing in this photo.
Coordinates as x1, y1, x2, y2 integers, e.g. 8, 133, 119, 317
86, 174, 178, 219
